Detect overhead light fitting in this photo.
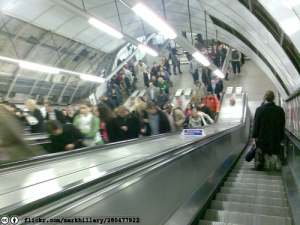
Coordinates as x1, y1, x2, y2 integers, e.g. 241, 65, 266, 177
192, 52, 210, 67
138, 44, 158, 56
213, 69, 225, 79
80, 74, 106, 83
280, 17, 300, 35
19, 62, 60, 74
89, 18, 123, 39
132, 3, 177, 39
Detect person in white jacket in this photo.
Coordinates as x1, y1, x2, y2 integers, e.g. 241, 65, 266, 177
136, 60, 147, 77
189, 109, 214, 128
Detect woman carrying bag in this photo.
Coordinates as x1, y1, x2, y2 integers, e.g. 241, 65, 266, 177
73, 101, 103, 147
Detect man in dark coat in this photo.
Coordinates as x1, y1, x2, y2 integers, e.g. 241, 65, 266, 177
101, 94, 116, 111
121, 73, 131, 96
143, 67, 152, 87
193, 67, 208, 86
144, 101, 171, 136
46, 120, 84, 153
207, 78, 223, 99
116, 106, 140, 141
44, 101, 66, 124
252, 91, 285, 170
151, 62, 159, 78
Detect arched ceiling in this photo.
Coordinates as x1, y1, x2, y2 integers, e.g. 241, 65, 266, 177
0, 0, 299, 102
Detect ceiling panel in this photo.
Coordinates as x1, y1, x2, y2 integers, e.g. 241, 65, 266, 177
5, 0, 54, 21
88, 2, 118, 20
258, 0, 300, 52
100, 39, 125, 52
83, 0, 115, 10
34, 5, 75, 31
76, 26, 106, 43
55, 16, 91, 38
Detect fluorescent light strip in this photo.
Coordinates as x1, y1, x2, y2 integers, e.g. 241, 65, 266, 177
89, 18, 123, 39
138, 44, 158, 56
132, 3, 177, 39
192, 52, 210, 67
80, 74, 106, 83
19, 62, 60, 74
213, 69, 225, 78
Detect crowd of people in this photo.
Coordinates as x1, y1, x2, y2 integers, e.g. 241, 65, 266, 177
1, 38, 233, 155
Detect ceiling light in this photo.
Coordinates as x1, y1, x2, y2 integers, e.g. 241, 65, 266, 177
138, 44, 158, 56
280, 17, 300, 35
80, 74, 106, 83
19, 62, 60, 74
192, 52, 210, 67
213, 69, 225, 78
132, 3, 177, 39
89, 18, 123, 39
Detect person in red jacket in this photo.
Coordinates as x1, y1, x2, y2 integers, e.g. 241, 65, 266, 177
203, 92, 220, 120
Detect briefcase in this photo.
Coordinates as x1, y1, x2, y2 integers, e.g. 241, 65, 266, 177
245, 144, 256, 162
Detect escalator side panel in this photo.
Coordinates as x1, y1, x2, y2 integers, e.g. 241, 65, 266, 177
58, 116, 249, 225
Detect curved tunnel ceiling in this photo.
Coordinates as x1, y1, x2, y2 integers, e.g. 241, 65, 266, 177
0, 0, 299, 102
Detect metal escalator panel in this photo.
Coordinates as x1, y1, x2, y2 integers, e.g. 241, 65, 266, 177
199, 147, 292, 225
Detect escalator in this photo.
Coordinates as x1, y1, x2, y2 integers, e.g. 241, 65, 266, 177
1, 91, 298, 225
199, 145, 292, 225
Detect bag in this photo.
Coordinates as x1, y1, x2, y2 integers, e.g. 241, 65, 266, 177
168, 80, 173, 87
232, 50, 239, 60
245, 145, 256, 162
166, 74, 169, 80
25, 114, 39, 125
182, 116, 189, 129
255, 146, 265, 170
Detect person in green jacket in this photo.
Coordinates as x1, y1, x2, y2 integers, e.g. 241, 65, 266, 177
157, 77, 169, 94
73, 100, 103, 147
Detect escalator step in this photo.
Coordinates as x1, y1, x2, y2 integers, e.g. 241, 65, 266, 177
227, 177, 283, 185
231, 170, 281, 176
220, 187, 286, 198
198, 220, 239, 225
203, 209, 291, 225
223, 182, 285, 192
210, 201, 290, 217
229, 173, 283, 180
215, 193, 288, 207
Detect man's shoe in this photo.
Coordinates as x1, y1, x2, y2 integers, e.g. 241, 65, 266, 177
174, 73, 177, 75
179, 71, 183, 74
225, 78, 228, 81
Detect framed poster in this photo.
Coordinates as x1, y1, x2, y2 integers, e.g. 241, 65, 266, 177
89, 93, 97, 106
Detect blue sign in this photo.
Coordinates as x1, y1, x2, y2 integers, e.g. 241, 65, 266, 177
183, 129, 204, 136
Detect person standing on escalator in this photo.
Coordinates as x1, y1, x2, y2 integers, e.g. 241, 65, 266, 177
252, 91, 285, 171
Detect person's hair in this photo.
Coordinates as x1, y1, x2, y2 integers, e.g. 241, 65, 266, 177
97, 102, 115, 123
153, 62, 157, 65
264, 91, 275, 102
78, 100, 92, 107
139, 60, 142, 63
159, 89, 163, 95
198, 66, 202, 68
146, 101, 156, 110
117, 105, 127, 115
187, 102, 193, 109
122, 66, 126, 69
25, 99, 37, 108
211, 78, 216, 81
191, 94, 200, 103
149, 81, 153, 86
160, 66, 164, 71
44, 100, 54, 106
195, 80, 200, 85
162, 56, 166, 60
152, 76, 156, 79
138, 96, 146, 102
147, 67, 150, 70
191, 108, 199, 119
62, 109, 67, 112
137, 101, 147, 114
197, 100, 203, 105
158, 77, 164, 83
46, 120, 61, 134
207, 91, 213, 95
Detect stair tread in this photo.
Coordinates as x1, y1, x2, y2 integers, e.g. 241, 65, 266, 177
227, 177, 283, 185
210, 200, 290, 217
223, 181, 285, 191
220, 187, 286, 198
229, 174, 283, 181
199, 220, 240, 225
203, 209, 291, 225
231, 170, 282, 176
216, 193, 288, 207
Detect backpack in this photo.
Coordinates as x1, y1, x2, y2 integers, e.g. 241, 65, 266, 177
232, 50, 239, 60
